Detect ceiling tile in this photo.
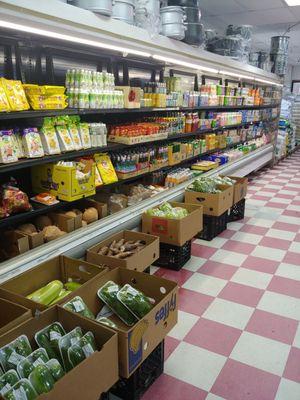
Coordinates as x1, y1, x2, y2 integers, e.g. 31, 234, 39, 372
199, 0, 246, 16
217, 8, 297, 25
235, 0, 285, 11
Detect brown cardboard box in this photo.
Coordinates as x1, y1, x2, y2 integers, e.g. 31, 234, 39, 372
1, 231, 30, 258
50, 212, 82, 233
79, 198, 108, 220
142, 202, 203, 246
116, 86, 141, 109
0, 256, 107, 312
15, 230, 44, 249
0, 307, 118, 399
61, 268, 178, 377
87, 230, 159, 272
0, 297, 31, 336
229, 176, 248, 204
185, 186, 234, 216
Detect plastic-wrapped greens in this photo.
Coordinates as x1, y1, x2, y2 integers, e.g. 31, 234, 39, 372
63, 296, 95, 320
147, 203, 188, 220
117, 284, 153, 319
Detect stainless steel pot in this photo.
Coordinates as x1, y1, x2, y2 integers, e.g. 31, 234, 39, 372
161, 21, 186, 40
112, 0, 135, 24
271, 36, 290, 55
136, 0, 160, 16
182, 6, 201, 23
73, 0, 113, 15
160, 6, 185, 25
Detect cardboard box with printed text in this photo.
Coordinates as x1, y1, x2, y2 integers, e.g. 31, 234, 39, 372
185, 186, 234, 216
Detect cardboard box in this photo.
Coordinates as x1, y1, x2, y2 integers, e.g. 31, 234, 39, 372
142, 202, 203, 246
87, 230, 159, 272
116, 86, 141, 109
0, 307, 118, 400
0, 256, 108, 312
61, 268, 178, 377
1, 231, 30, 258
15, 230, 44, 249
79, 198, 108, 220
50, 212, 82, 233
185, 186, 234, 216
229, 176, 248, 204
0, 297, 31, 336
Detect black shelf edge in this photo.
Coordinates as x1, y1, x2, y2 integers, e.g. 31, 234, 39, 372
0, 104, 281, 120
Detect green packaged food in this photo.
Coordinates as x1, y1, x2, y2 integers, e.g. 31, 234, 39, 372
29, 365, 55, 395
17, 348, 49, 379
0, 370, 19, 396
58, 327, 83, 372
96, 317, 118, 329
97, 281, 137, 326
3, 379, 37, 400
67, 332, 96, 368
64, 281, 82, 292
45, 359, 64, 382
0, 336, 32, 372
117, 284, 153, 319
35, 322, 66, 363
63, 296, 95, 319
147, 203, 188, 220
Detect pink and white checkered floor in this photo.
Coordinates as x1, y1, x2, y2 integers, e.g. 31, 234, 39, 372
143, 151, 300, 400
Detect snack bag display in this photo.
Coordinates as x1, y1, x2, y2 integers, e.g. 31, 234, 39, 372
0, 130, 18, 164
11, 130, 24, 159
1, 79, 29, 111
68, 124, 82, 151
79, 123, 91, 149
22, 128, 44, 158
94, 153, 118, 185
56, 126, 74, 152
0, 84, 11, 112
40, 127, 61, 155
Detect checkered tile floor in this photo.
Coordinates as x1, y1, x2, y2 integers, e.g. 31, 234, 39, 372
142, 151, 300, 400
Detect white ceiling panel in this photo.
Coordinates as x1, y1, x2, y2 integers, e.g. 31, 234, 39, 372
235, 0, 286, 11
198, 0, 246, 16
217, 8, 297, 26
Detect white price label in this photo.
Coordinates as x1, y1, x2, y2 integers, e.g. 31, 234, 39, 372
50, 331, 62, 341
73, 300, 85, 312
70, 337, 80, 346
82, 344, 94, 358
13, 386, 27, 400
8, 351, 24, 366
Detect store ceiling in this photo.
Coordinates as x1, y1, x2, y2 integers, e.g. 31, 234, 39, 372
200, 0, 300, 65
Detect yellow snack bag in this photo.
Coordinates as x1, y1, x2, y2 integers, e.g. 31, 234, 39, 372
0, 84, 11, 112
1, 78, 29, 111
94, 153, 118, 185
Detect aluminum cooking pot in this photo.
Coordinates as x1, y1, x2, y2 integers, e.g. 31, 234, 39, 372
182, 6, 201, 23
73, 0, 113, 15
160, 6, 186, 25
167, 0, 199, 7
183, 22, 205, 46
112, 0, 135, 24
161, 21, 186, 40
136, 0, 160, 15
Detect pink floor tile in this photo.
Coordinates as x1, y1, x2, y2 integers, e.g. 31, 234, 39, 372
211, 359, 280, 400
154, 269, 193, 287
222, 240, 256, 255
192, 243, 217, 259
218, 229, 236, 239
164, 336, 180, 361
178, 288, 213, 316
283, 251, 300, 266
241, 255, 279, 274
246, 309, 298, 345
240, 225, 269, 235
266, 201, 287, 209
142, 374, 207, 400
250, 195, 272, 201
262, 188, 278, 193
283, 348, 300, 383
283, 186, 300, 193
276, 193, 295, 199
218, 281, 264, 307
268, 275, 300, 299
294, 233, 300, 242
184, 318, 242, 357
291, 200, 300, 206
272, 222, 299, 232
198, 260, 237, 280
259, 236, 292, 251
283, 210, 300, 218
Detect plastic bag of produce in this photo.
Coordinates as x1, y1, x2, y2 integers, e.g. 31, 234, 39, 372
58, 327, 83, 372
117, 284, 153, 319
35, 322, 66, 362
97, 281, 137, 326
29, 364, 55, 395
96, 317, 118, 329
17, 349, 49, 379
3, 379, 37, 400
0, 370, 19, 396
67, 332, 96, 368
26, 280, 64, 306
45, 359, 64, 382
63, 296, 95, 319
0, 336, 32, 372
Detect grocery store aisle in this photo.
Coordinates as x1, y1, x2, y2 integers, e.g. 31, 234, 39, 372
144, 151, 300, 400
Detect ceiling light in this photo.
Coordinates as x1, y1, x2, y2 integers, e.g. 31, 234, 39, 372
152, 55, 219, 73
255, 78, 283, 87
219, 70, 253, 80
0, 20, 151, 58
284, 0, 300, 6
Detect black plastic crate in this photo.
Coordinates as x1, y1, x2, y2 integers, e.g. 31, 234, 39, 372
144, 266, 151, 274
99, 393, 109, 400
197, 212, 228, 241
109, 341, 164, 400
154, 240, 192, 270
228, 199, 246, 222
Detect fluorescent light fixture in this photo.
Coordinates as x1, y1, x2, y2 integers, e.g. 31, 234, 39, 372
219, 70, 253, 80
0, 20, 151, 58
153, 55, 219, 73
255, 78, 283, 87
284, 0, 300, 6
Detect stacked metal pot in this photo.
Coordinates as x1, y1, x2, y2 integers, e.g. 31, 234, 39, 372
135, 0, 161, 35
270, 36, 289, 76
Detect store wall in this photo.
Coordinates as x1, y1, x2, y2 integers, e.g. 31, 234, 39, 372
292, 66, 300, 81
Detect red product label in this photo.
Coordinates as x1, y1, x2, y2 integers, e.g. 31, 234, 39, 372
152, 218, 168, 235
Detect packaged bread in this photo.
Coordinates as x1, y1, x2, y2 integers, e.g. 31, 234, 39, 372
0, 130, 18, 163
22, 128, 44, 158
40, 126, 61, 155
56, 126, 74, 152
1, 78, 29, 111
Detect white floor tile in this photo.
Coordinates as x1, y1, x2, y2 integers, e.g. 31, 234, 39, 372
251, 246, 285, 262
226, 222, 244, 231
265, 184, 284, 190
293, 323, 300, 348
230, 332, 290, 376
275, 379, 300, 400
276, 263, 300, 282
244, 208, 258, 217
269, 197, 291, 204
150, 266, 159, 275
182, 273, 227, 297
231, 267, 272, 289
266, 229, 296, 241
231, 231, 263, 245
257, 291, 300, 320
168, 311, 199, 340
210, 249, 247, 267
247, 218, 275, 228
206, 394, 226, 400
254, 211, 281, 221
247, 199, 267, 207
279, 190, 298, 196
286, 183, 300, 189
278, 215, 300, 225
258, 191, 274, 198
194, 237, 227, 248
287, 204, 300, 212
202, 298, 254, 329
182, 256, 207, 272
164, 342, 226, 391
289, 242, 300, 253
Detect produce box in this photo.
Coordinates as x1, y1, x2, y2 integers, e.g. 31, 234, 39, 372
79, 198, 108, 220
0, 306, 118, 400
0, 231, 30, 260
0, 256, 107, 312
0, 297, 31, 336
224, 176, 248, 204
116, 86, 141, 109
61, 268, 178, 378
142, 202, 203, 246
185, 186, 234, 216
86, 230, 159, 272
14, 230, 44, 250
49, 212, 82, 233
